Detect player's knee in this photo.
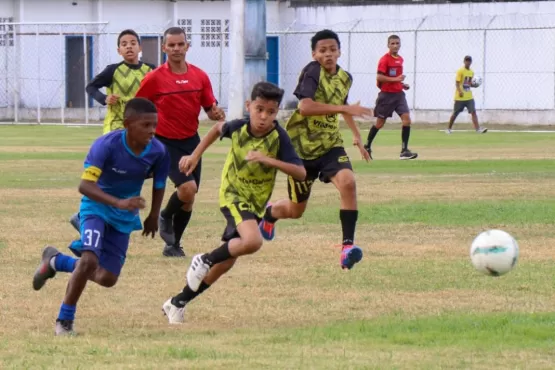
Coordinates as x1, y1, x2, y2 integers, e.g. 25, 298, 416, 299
375, 121, 385, 129
97, 272, 118, 288
242, 235, 264, 254
177, 181, 197, 202
288, 203, 306, 219
78, 252, 99, 275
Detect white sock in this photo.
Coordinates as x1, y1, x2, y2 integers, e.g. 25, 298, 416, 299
49, 256, 57, 270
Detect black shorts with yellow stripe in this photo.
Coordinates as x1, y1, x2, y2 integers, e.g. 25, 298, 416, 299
287, 146, 353, 204
220, 202, 261, 242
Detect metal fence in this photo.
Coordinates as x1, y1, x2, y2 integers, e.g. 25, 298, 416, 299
0, 14, 554, 124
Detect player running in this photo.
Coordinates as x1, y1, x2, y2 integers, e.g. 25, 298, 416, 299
258, 29, 371, 270
32, 98, 170, 336
162, 82, 306, 323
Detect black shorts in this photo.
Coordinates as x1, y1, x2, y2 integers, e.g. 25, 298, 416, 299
374, 91, 410, 119
453, 99, 476, 115
287, 146, 353, 204
220, 202, 261, 242
155, 134, 201, 189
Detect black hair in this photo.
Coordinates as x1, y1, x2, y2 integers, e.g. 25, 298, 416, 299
117, 29, 140, 47
250, 81, 285, 105
388, 34, 400, 44
163, 27, 186, 44
311, 29, 340, 51
124, 97, 157, 120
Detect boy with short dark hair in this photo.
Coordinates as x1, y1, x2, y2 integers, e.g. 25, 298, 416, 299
32, 97, 170, 336
161, 81, 306, 323
258, 29, 371, 271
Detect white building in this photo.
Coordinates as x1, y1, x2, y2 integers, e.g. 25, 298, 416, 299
0, 0, 554, 125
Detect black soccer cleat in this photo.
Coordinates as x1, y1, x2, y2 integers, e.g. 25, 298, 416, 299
162, 243, 186, 258
400, 149, 418, 160
33, 246, 60, 291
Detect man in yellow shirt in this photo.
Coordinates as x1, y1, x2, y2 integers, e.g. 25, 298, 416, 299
446, 55, 487, 134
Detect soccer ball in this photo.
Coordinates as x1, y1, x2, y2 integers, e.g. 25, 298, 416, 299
470, 229, 519, 276
472, 77, 482, 87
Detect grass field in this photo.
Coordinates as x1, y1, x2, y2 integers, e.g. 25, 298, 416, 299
1, 123, 555, 369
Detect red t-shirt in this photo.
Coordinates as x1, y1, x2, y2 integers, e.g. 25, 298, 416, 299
377, 53, 404, 93
135, 62, 217, 139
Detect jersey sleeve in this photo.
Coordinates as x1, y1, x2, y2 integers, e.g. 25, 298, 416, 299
293, 62, 320, 100
135, 70, 158, 101
86, 64, 118, 105
455, 69, 463, 82
276, 126, 303, 165
377, 56, 388, 75
151, 146, 170, 190
81, 137, 111, 182
220, 119, 246, 140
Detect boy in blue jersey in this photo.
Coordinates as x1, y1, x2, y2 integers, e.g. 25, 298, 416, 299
32, 97, 170, 336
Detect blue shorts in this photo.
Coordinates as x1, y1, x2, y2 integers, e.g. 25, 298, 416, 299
75, 215, 130, 276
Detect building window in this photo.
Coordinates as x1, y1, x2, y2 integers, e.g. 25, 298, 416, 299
224, 19, 229, 47
177, 18, 192, 46
201, 19, 222, 48
0, 17, 14, 47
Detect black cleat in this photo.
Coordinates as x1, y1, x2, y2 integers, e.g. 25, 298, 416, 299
400, 149, 418, 160
163, 244, 186, 258
33, 246, 59, 291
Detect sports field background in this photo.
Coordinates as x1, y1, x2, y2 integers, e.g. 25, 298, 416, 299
1, 123, 554, 369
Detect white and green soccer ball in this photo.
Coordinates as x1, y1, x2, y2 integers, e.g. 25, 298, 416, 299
470, 229, 519, 276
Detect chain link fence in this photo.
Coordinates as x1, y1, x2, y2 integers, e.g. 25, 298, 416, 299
0, 14, 554, 124
269, 13, 555, 116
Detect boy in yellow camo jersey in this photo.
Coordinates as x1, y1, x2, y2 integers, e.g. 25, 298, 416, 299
67, 29, 155, 251
258, 29, 372, 271
86, 29, 155, 134
161, 82, 306, 323
446, 55, 487, 134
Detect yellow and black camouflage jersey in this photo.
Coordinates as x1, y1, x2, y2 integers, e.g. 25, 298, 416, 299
285, 60, 353, 160
219, 119, 302, 217
86, 61, 155, 134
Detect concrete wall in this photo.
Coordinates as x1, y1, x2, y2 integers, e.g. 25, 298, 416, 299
0, 0, 554, 125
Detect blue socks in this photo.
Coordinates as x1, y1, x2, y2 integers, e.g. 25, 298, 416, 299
53, 253, 77, 273
57, 303, 76, 321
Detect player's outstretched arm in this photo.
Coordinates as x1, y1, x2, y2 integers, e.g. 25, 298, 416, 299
246, 151, 306, 181
299, 98, 372, 118
179, 121, 225, 176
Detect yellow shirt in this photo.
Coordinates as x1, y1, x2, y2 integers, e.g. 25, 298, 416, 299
454, 67, 474, 101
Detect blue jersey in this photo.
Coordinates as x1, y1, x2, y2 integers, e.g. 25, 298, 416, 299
79, 130, 170, 234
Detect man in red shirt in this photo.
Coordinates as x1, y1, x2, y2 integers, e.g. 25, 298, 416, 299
364, 35, 418, 160
135, 27, 225, 257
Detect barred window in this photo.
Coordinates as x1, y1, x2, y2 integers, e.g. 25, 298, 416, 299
0, 17, 14, 47
177, 18, 193, 46
201, 19, 223, 48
